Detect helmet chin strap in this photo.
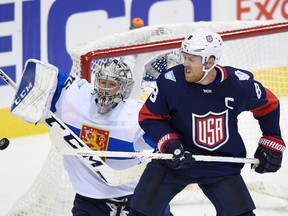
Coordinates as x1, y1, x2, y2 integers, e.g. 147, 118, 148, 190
196, 63, 216, 83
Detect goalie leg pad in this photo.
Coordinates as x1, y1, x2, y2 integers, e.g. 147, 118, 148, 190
11, 59, 58, 123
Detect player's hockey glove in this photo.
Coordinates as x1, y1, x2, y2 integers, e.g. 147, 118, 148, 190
158, 133, 195, 170
253, 136, 286, 173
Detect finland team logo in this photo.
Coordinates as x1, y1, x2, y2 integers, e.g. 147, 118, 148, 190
192, 110, 229, 151
80, 125, 110, 151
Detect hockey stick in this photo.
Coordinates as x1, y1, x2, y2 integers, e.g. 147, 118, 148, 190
0, 68, 149, 186
51, 121, 259, 165
59, 149, 259, 165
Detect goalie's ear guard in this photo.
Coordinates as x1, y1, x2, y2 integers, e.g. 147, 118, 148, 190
10, 59, 58, 123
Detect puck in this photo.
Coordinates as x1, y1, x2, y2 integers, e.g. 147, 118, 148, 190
0, 138, 9, 150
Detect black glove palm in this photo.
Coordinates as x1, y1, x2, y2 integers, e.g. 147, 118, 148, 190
163, 139, 195, 169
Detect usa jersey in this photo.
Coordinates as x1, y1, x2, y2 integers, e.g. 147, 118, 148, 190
139, 64, 281, 176
50, 71, 153, 199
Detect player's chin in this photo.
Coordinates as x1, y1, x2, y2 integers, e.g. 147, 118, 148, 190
184, 75, 196, 83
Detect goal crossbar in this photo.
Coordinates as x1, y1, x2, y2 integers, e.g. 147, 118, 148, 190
81, 22, 288, 82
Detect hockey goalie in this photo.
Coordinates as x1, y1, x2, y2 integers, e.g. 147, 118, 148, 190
10, 58, 173, 216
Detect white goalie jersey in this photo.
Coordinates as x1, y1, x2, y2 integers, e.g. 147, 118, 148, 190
52, 72, 153, 199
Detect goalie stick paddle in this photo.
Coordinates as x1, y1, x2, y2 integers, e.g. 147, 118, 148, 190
0, 68, 148, 186
49, 124, 149, 186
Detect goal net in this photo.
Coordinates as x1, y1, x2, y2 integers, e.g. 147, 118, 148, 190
7, 20, 288, 215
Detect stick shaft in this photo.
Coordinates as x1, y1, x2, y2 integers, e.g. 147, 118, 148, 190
62, 149, 260, 165
0, 69, 17, 89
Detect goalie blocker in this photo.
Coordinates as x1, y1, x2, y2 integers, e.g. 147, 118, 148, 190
11, 59, 58, 123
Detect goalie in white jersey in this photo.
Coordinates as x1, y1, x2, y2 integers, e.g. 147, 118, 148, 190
10, 59, 172, 216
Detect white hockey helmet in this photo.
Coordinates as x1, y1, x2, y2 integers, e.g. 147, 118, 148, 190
181, 29, 223, 82
94, 59, 134, 114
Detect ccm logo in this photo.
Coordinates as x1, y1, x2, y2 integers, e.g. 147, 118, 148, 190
14, 82, 33, 105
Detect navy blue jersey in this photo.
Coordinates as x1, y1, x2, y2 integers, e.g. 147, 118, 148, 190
139, 64, 281, 176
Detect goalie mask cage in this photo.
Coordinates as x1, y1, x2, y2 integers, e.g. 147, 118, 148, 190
7, 21, 288, 215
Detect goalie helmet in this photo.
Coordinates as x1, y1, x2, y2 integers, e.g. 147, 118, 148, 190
94, 59, 134, 114
181, 29, 223, 82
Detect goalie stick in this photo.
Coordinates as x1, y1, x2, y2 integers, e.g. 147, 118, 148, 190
0, 68, 148, 186
51, 124, 260, 165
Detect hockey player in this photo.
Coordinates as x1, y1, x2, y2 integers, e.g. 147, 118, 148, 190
128, 29, 286, 216
10, 59, 172, 216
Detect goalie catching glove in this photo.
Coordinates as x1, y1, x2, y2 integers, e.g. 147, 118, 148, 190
158, 133, 195, 169
253, 136, 286, 173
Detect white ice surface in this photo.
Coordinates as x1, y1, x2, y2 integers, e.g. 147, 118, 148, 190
0, 133, 287, 215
